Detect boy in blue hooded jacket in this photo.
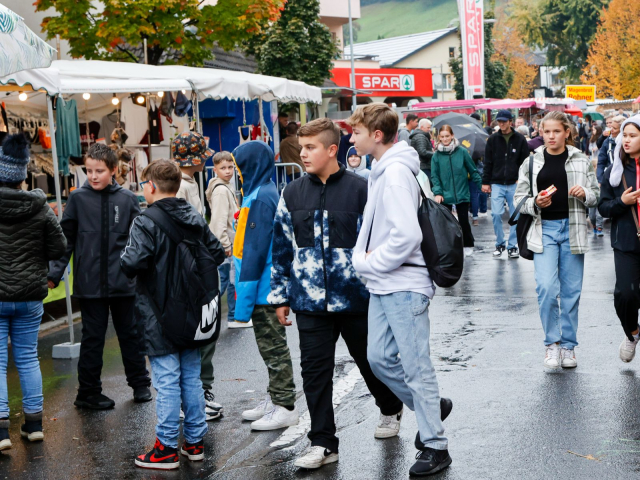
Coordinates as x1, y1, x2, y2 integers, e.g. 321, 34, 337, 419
232, 141, 299, 431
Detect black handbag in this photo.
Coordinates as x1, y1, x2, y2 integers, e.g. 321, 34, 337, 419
508, 154, 535, 261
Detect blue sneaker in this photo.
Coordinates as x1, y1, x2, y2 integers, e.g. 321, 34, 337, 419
596, 228, 604, 237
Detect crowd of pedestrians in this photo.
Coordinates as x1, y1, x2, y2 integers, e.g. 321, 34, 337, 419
2, 100, 640, 477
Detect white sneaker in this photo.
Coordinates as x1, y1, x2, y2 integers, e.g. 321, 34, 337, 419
374, 407, 403, 439
560, 348, 577, 368
294, 446, 339, 469
619, 336, 640, 363
242, 396, 273, 421
228, 320, 253, 329
478, 212, 488, 218
464, 247, 474, 257
251, 405, 299, 431
180, 409, 185, 419
544, 343, 561, 369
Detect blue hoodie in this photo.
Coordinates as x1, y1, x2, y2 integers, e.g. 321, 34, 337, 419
232, 141, 279, 322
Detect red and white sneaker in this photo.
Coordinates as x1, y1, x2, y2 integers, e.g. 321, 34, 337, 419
135, 438, 180, 470
181, 439, 205, 461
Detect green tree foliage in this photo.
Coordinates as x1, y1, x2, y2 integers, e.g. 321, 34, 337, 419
449, 12, 512, 100
34, 0, 286, 65
245, 0, 339, 87
510, 0, 609, 82
342, 21, 361, 47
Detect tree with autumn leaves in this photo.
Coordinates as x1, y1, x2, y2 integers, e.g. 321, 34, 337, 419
582, 0, 640, 99
35, 0, 286, 66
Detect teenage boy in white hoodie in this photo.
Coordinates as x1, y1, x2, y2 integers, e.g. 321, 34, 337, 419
349, 103, 452, 477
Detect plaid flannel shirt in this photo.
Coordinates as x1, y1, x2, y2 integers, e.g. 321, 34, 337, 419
514, 145, 600, 255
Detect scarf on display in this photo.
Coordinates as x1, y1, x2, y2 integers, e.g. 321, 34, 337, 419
610, 114, 640, 187
436, 137, 459, 153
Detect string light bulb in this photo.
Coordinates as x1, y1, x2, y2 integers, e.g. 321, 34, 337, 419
136, 95, 145, 105
181, 90, 186, 94
18, 92, 27, 101
111, 94, 120, 106
82, 93, 91, 100
157, 91, 164, 98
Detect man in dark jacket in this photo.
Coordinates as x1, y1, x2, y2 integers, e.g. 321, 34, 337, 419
482, 109, 530, 259
269, 118, 403, 470
49, 144, 151, 410
410, 118, 434, 179
597, 115, 623, 183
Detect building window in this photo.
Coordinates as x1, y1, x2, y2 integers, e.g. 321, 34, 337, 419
449, 47, 455, 58
432, 73, 452, 92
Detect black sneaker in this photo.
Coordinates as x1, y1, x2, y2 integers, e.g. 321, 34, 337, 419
0, 418, 11, 451
133, 386, 153, 403
135, 438, 180, 470
180, 439, 205, 461
493, 245, 506, 257
74, 393, 115, 410
204, 389, 223, 421
410, 447, 452, 477
415, 398, 453, 450
20, 412, 43, 442
508, 247, 520, 259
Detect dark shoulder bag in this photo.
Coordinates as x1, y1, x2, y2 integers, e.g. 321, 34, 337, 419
508, 154, 535, 260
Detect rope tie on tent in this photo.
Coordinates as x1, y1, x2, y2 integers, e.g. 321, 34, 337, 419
242, 100, 246, 126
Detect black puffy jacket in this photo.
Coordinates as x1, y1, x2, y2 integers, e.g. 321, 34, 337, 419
120, 198, 225, 356
482, 128, 530, 185
0, 188, 66, 301
409, 129, 434, 171
48, 181, 140, 298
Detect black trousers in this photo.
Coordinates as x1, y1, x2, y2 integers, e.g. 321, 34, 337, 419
296, 312, 403, 452
614, 250, 640, 341
77, 298, 150, 397
445, 202, 474, 247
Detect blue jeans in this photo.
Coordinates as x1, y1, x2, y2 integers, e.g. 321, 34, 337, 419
368, 292, 447, 450
219, 262, 236, 320
533, 219, 585, 348
0, 301, 44, 417
589, 207, 604, 230
469, 180, 487, 218
149, 349, 207, 448
491, 183, 517, 248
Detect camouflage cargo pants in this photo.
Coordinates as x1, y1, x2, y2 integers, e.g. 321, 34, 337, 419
252, 305, 296, 407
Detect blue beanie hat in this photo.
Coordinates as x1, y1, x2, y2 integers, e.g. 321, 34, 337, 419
0, 134, 30, 183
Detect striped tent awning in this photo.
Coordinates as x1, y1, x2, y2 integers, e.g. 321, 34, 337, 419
0, 3, 55, 77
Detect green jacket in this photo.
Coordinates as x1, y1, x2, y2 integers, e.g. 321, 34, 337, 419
431, 146, 482, 205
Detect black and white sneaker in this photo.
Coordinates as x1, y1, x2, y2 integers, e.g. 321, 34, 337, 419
180, 439, 205, 461
204, 389, 223, 421
493, 245, 506, 258
294, 446, 339, 469
410, 447, 452, 477
508, 247, 520, 259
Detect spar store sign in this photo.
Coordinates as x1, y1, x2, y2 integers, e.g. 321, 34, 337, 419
331, 68, 433, 97
457, 0, 484, 99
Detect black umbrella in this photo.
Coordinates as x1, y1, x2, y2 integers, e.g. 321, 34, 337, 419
448, 123, 489, 160
432, 112, 483, 130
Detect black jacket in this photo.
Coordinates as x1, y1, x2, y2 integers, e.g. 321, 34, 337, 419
120, 198, 225, 356
482, 128, 530, 185
49, 181, 140, 298
598, 163, 640, 254
0, 188, 66, 301
597, 136, 615, 183
409, 130, 434, 171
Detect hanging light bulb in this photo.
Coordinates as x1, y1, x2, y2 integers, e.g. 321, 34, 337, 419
82, 93, 91, 100
111, 94, 120, 106
136, 95, 145, 104
18, 92, 27, 101
157, 91, 164, 98
181, 90, 186, 94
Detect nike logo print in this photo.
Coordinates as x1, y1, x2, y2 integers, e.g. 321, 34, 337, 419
150, 453, 177, 462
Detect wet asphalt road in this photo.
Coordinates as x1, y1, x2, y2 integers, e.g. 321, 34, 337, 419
2, 213, 639, 480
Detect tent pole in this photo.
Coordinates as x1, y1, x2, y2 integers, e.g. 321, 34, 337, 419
194, 93, 206, 211
272, 100, 280, 155
47, 95, 75, 348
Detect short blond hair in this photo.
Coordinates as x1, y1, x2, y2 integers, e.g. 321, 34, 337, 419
347, 103, 399, 145
213, 151, 233, 166
298, 118, 341, 149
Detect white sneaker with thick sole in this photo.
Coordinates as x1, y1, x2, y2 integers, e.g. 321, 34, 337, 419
204, 389, 223, 420
560, 348, 577, 368
251, 405, 299, 431
0, 438, 11, 451
242, 396, 274, 421
464, 247, 474, 257
620, 336, 640, 363
228, 320, 253, 329
294, 446, 339, 469
374, 407, 403, 439
544, 343, 561, 370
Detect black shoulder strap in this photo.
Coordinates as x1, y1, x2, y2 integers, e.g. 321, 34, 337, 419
142, 206, 185, 245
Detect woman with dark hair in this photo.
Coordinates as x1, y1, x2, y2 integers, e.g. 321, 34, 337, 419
598, 115, 640, 363
589, 124, 604, 235
431, 124, 483, 257
0, 134, 67, 450
514, 112, 599, 370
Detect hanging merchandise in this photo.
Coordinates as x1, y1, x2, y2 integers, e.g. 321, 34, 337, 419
55, 98, 82, 176
101, 110, 125, 142
38, 127, 51, 149
111, 127, 128, 147
174, 90, 193, 117
120, 96, 149, 144
160, 92, 174, 121
140, 100, 164, 145
238, 125, 252, 145
79, 121, 101, 152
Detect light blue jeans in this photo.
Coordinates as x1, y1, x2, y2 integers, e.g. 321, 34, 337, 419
491, 183, 518, 249
149, 349, 207, 448
533, 219, 585, 349
0, 301, 44, 417
367, 292, 447, 450
219, 261, 236, 321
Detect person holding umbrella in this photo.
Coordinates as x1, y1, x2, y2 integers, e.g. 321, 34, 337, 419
431, 125, 483, 257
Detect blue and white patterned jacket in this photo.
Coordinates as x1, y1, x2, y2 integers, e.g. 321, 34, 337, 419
268, 164, 370, 314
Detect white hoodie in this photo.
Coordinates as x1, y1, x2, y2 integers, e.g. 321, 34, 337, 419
353, 141, 434, 297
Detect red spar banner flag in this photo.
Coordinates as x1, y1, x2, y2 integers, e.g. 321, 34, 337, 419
457, 0, 484, 99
